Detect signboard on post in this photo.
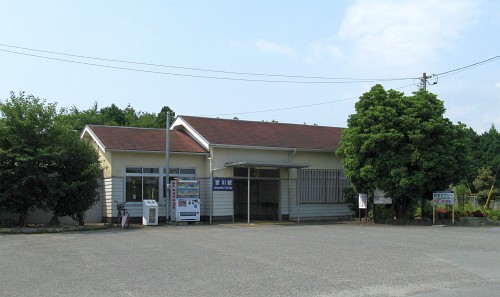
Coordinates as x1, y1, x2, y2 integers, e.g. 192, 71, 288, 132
432, 191, 455, 225
374, 189, 392, 204
358, 193, 368, 223
358, 193, 368, 209
433, 191, 454, 205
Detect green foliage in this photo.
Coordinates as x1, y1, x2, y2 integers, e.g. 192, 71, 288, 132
466, 125, 500, 193
337, 85, 471, 220
0, 92, 64, 226
0, 92, 102, 226
486, 210, 500, 220
50, 131, 102, 225
473, 167, 499, 204
58, 102, 176, 131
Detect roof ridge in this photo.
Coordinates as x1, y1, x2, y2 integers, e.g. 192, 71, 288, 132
179, 115, 344, 129
87, 124, 167, 131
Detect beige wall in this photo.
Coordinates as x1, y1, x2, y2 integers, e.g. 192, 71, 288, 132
210, 146, 342, 178
108, 151, 207, 177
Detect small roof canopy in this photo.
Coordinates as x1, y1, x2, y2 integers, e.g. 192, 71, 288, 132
224, 161, 310, 169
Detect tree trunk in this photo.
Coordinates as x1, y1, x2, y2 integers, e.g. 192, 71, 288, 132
77, 213, 85, 226
19, 209, 29, 227
420, 197, 425, 221
393, 197, 409, 223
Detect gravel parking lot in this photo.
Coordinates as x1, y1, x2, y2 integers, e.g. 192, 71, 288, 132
1, 222, 499, 297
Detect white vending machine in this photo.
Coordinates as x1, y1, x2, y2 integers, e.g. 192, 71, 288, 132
170, 180, 201, 222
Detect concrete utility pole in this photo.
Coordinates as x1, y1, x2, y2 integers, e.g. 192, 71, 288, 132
420, 72, 431, 90
420, 72, 438, 90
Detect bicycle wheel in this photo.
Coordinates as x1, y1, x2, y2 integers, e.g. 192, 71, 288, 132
123, 212, 129, 228
117, 211, 122, 228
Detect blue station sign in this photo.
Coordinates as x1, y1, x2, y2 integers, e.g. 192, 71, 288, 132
213, 178, 234, 191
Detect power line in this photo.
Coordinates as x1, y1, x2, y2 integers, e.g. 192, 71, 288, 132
0, 43, 416, 83
197, 83, 416, 117
435, 55, 500, 77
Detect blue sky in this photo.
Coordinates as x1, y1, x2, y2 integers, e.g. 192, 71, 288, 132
1, 0, 498, 133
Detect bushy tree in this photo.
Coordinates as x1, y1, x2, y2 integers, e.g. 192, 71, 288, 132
58, 102, 176, 131
50, 131, 102, 225
1, 92, 102, 226
156, 106, 176, 128
473, 167, 499, 205
0, 92, 63, 226
337, 85, 470, 220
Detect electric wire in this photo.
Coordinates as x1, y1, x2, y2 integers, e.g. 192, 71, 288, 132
435, 55, 500, 77
0, 42, 497, 117
0, 44, 417, 83
197, 83, 416, 117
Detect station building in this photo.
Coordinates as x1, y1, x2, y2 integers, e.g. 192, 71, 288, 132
80, 116, 353, 223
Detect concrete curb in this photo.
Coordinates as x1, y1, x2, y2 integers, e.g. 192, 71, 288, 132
0, 223, 113, 234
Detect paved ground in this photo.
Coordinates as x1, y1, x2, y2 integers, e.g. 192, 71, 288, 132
0, 221, 499, 297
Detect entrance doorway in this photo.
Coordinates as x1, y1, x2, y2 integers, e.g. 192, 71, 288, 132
233, 168, 280, 221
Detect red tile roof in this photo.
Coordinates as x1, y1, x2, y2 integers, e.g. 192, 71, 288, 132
179, 116, 343, 150
85, 125, 207, 153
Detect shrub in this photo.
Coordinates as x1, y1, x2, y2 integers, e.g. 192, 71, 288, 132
486, 210, 500, 221
436, 208, 452, 219
471, 210, 485, 217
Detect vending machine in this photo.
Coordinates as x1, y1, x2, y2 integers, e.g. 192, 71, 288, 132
170, 179, 201, 222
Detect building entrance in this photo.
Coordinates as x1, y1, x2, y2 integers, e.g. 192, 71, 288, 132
233, 168, 280, 221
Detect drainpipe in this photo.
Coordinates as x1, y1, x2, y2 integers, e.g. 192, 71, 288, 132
208, 151, 213, 225
288, 149, 297, 222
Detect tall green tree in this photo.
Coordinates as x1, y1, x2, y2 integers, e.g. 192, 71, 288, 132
100, 103, 127, 126
473, 167, 499, 205
0, 92, 63, 226
337, 85, 470, 220
50, 131, 102, 225
1, 92, 103, 226
156, 106, 176, 128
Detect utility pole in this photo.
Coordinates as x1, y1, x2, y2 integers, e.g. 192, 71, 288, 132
420, 72, 437, 90
420, 72, 431, 90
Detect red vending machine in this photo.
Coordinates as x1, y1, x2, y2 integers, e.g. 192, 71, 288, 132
170, 180, 201, 222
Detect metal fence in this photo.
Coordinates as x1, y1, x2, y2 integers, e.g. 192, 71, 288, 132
297, 169, 351, 204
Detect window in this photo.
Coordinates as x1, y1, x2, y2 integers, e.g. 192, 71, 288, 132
234, 168, 280, 178
126, 167, 196, 202
125, 167, 160, 202
162, 167, 196, 198
297, 169, 351, 204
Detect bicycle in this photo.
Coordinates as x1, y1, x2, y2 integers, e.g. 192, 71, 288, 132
114, 200, 130, 228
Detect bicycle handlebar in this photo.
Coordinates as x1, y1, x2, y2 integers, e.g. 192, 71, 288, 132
114, 200, 127, 211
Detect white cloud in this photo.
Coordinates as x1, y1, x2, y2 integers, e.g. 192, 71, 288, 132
255, 39, 297, 57
316, 0, 481, 69
495, 82, 500, 88
306, 38, 344, 64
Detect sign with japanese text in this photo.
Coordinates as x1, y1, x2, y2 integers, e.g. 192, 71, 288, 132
213, 178, 234, 191
358, 193, 368, 209
433, 191, 455, 205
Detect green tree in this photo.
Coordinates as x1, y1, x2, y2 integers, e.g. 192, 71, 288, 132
100, 103, 127, 126
0, 92, 63, 226
58, 102, 101, 131
1, 92, 103, 226
135, 111, 159, 128
156, 106, 176, 128
337, 85, 470, 220
473, 167, 499, 205
50, 131, 102, 226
